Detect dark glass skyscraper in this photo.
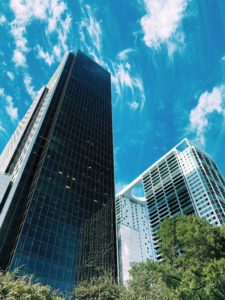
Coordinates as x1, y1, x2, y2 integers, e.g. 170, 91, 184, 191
0, 51, 117, 294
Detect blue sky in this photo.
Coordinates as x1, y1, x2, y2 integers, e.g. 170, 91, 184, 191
0, 0, 225, 192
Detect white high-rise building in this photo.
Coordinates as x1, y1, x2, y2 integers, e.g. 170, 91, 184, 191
116, 182, 154, 284
116, 138, 225, 282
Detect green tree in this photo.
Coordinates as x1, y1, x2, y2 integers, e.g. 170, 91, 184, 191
73, 274, 126, 300
0, 271, 63, 300
127, 215, 225, 300
125, 260, 173, 300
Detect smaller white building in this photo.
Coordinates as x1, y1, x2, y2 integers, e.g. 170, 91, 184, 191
116, 182, 154, 284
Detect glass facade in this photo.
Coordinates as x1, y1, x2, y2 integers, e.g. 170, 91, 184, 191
77, 200, 116, 282
0, 51, 116, 294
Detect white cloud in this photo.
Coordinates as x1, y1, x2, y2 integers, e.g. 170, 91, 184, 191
13, 49, 26, 67
111, 58, 146, 111
189, 85, 225, 146
6, 71, 15, 80
79, 4, 104, 66
0, 15, 6, 24
57, 14, 72, 53
133, 76, 146, 110
61, 13, 71, 33
53, 45, 61, 60
0, 88, 19, 122
24, 73, 36, 98
11, 25, 28, 52
10, 0, 47, 20
118, 48, 135, 61
0, 88, 4, 96
80, 5, 102, 53
128, 100, 139, 111
78, 4, 146, 111
111, 62, 133, 92
140, 0, 188, 56
125, 62, 131, 70
5, 95, 18, 121
117, 64, 133, 89
0, 122, 6, 133
43, 5, 72, 63
36, 45, 54, 66
46, 0, 66, 33
10, 0, 72, 68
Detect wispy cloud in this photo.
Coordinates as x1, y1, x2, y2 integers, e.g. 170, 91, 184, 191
6, 71, 14, 81
140, 0, 189, 57
111, 55, 146, 111
5, 95, 18, 122
0, 15, 6, 25
117, 64, 133, 90
79, 5, 102, 53
133, 76, 146, 110
10, 0, 72, 68
24, 73, 36, 98
78, 4, 146, 111
128, 100, 139, 111
188, 85, 225, 146
9, 0, 71, 106
37, 3, 72, 65
80, 5, 101, 52
0, 88, 4, 96
46, 0, 66, 33
53, 45, 61, 60
13, 49, 26, 67
0, 122, 6, 133
57, 14, 72, 53
79, 4, 104, 66
118, 48, 135, 61
1, 87, 19, 122
36, 45, 55, 66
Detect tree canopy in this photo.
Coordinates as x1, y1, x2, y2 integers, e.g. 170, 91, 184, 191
0, 271, 62, 300
73, 274, 125, 300
127, 215, 225, 300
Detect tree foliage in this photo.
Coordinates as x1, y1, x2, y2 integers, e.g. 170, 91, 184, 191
127, 215, 225, 300
124, 261, 172, 300
0, 271, 62, 300
73, 274, 126, 300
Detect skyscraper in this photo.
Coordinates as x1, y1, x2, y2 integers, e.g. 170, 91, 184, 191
0, 51, 117, 294
116, 138, 225, 281
143, 138, 225, 259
